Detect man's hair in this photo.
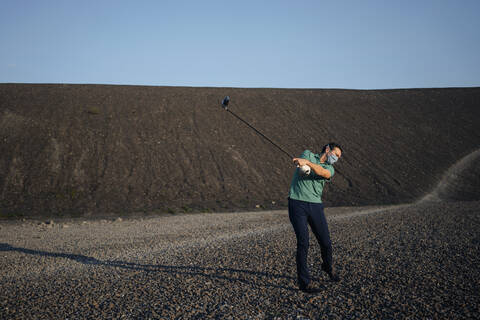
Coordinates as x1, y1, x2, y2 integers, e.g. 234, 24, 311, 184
322, 142, 343, 154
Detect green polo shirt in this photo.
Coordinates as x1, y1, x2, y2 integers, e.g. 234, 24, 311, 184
288, 150, 335, 203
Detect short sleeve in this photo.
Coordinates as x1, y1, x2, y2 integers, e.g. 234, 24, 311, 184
299, 150, 314, 161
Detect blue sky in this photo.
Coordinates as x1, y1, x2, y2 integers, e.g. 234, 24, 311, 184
1, 0, 479, 89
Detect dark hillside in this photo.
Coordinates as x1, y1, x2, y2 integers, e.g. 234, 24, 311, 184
1, 84, 479, 217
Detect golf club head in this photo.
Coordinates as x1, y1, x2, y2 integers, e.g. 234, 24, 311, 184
222, 96, 230, 109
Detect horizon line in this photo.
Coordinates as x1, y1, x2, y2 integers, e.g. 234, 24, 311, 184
1, 82, 479, 91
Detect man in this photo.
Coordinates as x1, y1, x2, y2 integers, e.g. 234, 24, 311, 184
289, 142, 343, 293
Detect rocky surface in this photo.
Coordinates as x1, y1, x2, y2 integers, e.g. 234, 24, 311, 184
1, 200, 478, 319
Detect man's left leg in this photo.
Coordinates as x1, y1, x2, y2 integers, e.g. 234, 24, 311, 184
308, 202, 339, 281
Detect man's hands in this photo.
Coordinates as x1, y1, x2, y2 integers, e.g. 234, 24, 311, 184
293, 157, 332, 179
293, 158, 310, 167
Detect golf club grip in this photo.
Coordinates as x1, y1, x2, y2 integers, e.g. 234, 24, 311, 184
227, 109, 293, 160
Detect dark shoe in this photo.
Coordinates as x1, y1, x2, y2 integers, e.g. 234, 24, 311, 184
322, 264, 340, 282
299, 283, 322, 293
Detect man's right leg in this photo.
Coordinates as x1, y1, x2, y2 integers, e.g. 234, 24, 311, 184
288, 198, 310, 288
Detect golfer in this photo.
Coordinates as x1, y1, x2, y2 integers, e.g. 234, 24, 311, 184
289, 142, 342, 292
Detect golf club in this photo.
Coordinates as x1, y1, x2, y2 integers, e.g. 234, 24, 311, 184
221, 96, 294, 160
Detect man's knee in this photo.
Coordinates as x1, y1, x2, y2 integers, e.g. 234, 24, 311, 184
296, 236, 309, 250
319, 237, 332, 251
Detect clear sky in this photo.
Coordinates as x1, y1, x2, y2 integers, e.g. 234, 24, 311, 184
1, 0, 479, 89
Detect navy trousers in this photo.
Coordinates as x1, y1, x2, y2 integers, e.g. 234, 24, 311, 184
288, 198, 333, 286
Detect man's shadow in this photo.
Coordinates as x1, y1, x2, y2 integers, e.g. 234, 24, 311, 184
0, 243, 317, 291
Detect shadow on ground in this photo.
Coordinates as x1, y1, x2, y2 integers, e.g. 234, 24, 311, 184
0, 243, 305, 292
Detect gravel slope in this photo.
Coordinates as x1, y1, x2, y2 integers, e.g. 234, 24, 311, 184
2, 84, 480, 216
1, 200, 479, 319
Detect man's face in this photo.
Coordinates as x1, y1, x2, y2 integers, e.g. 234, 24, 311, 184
331, 147, 342, 160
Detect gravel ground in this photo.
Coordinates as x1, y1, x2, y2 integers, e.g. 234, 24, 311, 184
1, 201, 479, 319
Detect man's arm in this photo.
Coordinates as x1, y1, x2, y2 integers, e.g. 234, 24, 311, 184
293, 158, 332, 179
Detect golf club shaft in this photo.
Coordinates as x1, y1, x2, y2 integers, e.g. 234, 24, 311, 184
226, 109, 294, 160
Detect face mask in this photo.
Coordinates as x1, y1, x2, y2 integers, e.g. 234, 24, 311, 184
326, 153, 338, 165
